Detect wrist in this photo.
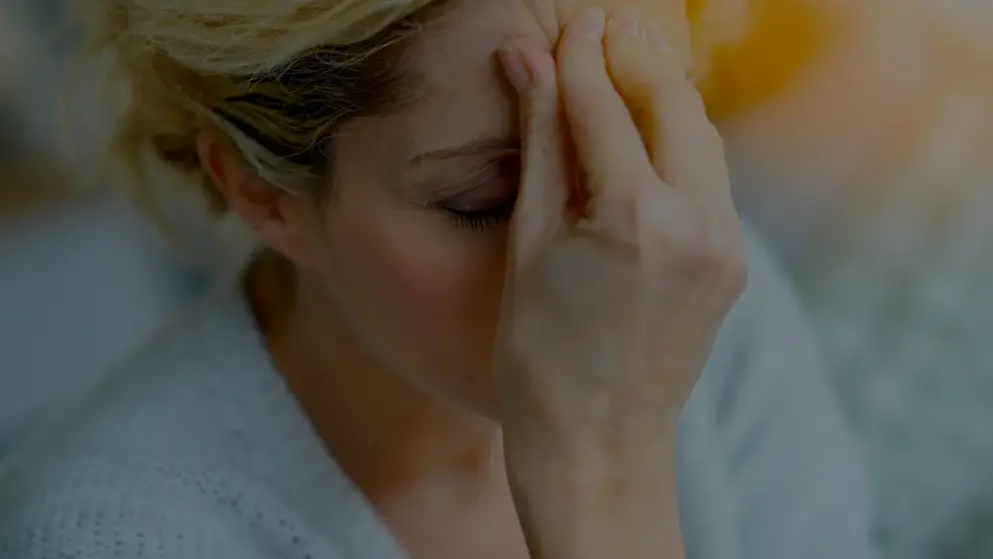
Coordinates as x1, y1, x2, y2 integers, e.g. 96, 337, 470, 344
503, 428, 677, 497
503, 434, 684, 559
499, 386, 683, 457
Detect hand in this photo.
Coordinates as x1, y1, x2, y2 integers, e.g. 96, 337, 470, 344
494, 6, 746, 455
493, 7, 747, 559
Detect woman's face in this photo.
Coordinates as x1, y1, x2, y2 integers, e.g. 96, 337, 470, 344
294, 0, 690, 419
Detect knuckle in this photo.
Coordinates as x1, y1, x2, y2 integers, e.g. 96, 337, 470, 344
630, 196, 748, 296
615, 189, 646, 227
628, 188, 671, 240
653, 57, 688, 87
609, 49, 657, 95
674, 213, 745, 279
681, 117, 726, 166
696, 115, 723, 147
702, 123, 728, 161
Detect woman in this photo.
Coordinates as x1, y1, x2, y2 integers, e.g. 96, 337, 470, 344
0, 1, 877, 558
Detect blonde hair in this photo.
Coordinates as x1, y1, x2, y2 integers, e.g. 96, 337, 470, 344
71, 0, 760, 232
72, 0, 442, 229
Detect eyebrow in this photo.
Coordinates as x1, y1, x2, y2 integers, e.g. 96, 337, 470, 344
408, 136, 520, 164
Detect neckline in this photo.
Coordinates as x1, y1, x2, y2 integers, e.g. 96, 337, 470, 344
203, 282, 409, 559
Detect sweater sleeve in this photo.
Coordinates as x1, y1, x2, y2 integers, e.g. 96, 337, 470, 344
713, 233, 879, 559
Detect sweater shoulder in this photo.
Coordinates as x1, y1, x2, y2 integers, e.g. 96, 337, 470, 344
0, 290, 338, 558
4, 288, 268, 465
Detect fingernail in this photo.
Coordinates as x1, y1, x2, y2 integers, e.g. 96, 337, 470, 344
573, 7, 606, 41
608, 9, 643, 39
498, 48, 532, 92
646, 21, 670, 52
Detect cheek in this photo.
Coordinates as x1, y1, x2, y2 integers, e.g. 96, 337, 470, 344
368, 221, 502, 318
323, 203, 507, 360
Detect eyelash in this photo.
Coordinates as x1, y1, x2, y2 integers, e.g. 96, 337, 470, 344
437, 156, 520, 233
443, 197, 517, 232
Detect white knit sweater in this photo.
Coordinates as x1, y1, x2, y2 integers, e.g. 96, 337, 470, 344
0, 232, 878, 559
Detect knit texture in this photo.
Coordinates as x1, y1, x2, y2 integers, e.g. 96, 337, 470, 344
0, 231, 878, 559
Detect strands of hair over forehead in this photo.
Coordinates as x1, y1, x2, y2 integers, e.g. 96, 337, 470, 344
212, 41, 418, 175
71, 0, 438, 231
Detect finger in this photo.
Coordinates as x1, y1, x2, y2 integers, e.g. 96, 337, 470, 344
498, 40, 570, 268
604, 10, 731, 202
556, 7, 657, 201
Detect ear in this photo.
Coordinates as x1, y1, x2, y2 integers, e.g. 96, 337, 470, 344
196, 131, 320, 268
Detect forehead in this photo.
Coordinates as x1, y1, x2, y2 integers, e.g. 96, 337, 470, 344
347, 0, 691, 162
406, 0, 691, 93
412, 0, 692, 58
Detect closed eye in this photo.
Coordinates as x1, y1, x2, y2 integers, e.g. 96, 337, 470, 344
436, 156, 520, 232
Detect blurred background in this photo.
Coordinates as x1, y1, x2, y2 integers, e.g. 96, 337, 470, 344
0, 0, 991, 557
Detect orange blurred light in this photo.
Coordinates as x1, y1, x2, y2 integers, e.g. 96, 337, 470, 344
689, 0, 842, 120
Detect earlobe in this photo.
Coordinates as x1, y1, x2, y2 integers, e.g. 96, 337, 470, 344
195, 131, 317, 269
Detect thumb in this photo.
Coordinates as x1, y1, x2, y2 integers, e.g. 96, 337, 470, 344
498, 41, 570, 270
